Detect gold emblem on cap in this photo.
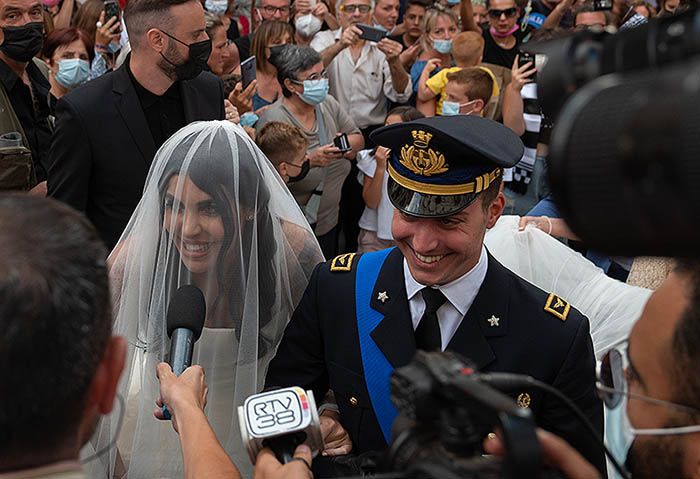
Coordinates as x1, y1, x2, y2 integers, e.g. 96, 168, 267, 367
517, 393, 531, 408
399, 130, 449, 177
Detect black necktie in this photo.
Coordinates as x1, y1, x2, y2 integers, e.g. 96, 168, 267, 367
415, 287, 447, 351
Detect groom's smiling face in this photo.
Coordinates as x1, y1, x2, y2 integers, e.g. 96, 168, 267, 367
163, 174, 225, 275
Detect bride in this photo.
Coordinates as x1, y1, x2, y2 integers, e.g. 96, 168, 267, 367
89, 121, 324, 478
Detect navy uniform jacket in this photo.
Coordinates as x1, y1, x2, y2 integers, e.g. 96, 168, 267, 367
266, 248, 605, 472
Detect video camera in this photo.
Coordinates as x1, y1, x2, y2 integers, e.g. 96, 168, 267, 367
521, 8, 700, 256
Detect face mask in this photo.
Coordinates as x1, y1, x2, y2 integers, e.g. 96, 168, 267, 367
489, 24, 519, 38
605, 400, 634, 479
160, 31, 213, 81
1, 22, 44, 62
205, 0, 229, 15
287, 159, 310, 183
295, 13, 323, 38
297, 78, 329, 105
55, 58, 91, 88
108, 40, 121, 54
446, 0, 461, 5
240, 111, 259, 127
442, 99, 478, 116
431, 38, 452, 54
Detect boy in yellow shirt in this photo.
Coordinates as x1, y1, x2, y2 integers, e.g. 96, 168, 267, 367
416, 31, 499, 116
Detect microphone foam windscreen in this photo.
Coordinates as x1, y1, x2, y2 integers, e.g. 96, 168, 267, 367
166, 285, 206, 340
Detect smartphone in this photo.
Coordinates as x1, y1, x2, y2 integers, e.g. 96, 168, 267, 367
241, 56, 256, 90
333, 133, 352, 153
357, 24, 388, 43
104, 0, 121, 29
518, 50, 536, 79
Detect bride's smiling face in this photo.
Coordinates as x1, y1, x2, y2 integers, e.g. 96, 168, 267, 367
163, 175, 226, 275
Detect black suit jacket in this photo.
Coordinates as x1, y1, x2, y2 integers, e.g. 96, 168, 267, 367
46, 63, 225, 248
266, 248, 605, 472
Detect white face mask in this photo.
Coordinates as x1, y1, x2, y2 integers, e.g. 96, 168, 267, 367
295, 13, 323, 38
205, 0, 229, 15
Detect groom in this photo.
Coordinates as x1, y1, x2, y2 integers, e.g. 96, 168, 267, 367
265, 115, 605, 473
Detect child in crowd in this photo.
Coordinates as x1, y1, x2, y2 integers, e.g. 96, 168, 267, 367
356, 107, 424, 253
256, 121, 310, 185
416, 31, 499, 116
441, 67, 494, 116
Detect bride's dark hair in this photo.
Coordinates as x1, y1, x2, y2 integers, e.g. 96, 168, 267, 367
156, 129, 280, 358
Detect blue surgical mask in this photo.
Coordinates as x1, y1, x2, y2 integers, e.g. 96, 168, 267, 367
605, 400, 634, 479
298, 78, 329, 105
240, 111, 259, 127
205, 0, 229, 15
432, 38, 452, 54
446, 0, 461, 5
107, 40, 121, 54
442, 99, 478, 116
55, 58, 90, 88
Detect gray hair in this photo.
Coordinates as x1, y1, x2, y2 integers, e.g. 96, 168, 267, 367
270, 44, 322, 97
255, 0, 291, 7
205, 11, 224, 36
335, 0, 375, 15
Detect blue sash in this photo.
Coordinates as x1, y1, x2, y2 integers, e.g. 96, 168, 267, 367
355, 247, 397, 443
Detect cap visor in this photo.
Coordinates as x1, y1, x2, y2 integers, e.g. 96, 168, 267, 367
388, 176, 479, 218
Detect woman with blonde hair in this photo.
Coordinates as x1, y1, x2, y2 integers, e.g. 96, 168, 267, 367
409, 5, 459, 94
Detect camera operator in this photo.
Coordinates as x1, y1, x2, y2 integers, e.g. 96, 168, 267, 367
0, 195, 126, 478
486, 260, 700, 479
156, 362, 314, 479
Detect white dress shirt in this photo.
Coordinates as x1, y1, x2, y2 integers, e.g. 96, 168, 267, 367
310, 29, 412, 129
404, 246, 489, 350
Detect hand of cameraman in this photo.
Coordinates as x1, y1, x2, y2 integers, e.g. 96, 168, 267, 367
320, 410, 353, 455
484, 429, 601, 479
254, 445, 313, 479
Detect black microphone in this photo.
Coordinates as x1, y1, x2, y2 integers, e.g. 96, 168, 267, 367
162, 284, 206, 420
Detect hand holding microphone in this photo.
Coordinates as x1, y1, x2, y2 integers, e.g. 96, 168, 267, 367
160, 285, 207, 420
154, 363, 208, 433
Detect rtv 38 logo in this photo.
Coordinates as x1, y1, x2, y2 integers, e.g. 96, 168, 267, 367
246, 389, 304, 435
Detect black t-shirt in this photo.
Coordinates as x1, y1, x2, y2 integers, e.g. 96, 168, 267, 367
388, 33, 408, 49
127, 63, 186, 149
234, 33, 253, 62
481, 24, 530, 69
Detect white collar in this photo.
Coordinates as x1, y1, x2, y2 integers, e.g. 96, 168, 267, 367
403, 246, 489, 316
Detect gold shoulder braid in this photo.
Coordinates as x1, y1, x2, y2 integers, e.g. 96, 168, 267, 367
330, 253, 356, 272
544, 293, 570, 321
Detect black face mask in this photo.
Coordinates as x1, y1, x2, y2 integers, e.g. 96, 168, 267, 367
286, 159, 310, 183
1, 22, 44, 62
160, 31, 212, 81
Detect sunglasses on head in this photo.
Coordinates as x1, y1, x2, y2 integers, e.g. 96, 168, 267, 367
488, 7, 518, 18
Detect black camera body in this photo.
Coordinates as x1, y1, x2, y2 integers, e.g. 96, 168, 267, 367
383, 352, 563, 479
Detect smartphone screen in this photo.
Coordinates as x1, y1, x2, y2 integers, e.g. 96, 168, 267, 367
241, 56, 256, 90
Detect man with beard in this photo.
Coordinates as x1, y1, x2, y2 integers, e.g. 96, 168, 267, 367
486, 260, 700, 479
47, 0, 224, 248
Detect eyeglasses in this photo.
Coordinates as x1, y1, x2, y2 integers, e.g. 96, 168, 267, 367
339, 4, 372, 13
260, 4, 291, 14
597, 342, 700, 436
291, 70, 328, 82
487, 7, 518, 18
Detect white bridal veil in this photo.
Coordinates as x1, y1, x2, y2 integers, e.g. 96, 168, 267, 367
88, 121, 324, 478
485, 216, 652, 358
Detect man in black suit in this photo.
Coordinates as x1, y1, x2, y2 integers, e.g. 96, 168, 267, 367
266, 115, 606, 474
47, 0, 225, 248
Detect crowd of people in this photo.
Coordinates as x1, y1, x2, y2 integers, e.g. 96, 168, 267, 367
0, 0, 696, 477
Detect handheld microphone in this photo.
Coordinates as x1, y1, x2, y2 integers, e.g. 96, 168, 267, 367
238, 387, 324, 465
162, 285, 206, 420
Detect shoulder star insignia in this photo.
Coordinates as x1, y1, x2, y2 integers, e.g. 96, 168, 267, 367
487, 315, 500, 327
377, 291, 389, 303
